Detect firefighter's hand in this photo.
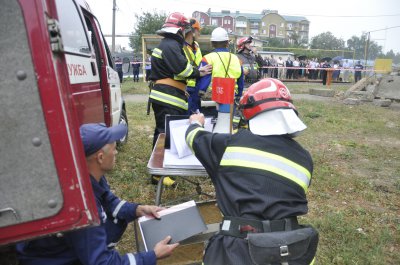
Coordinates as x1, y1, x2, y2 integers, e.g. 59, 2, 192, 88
189, 113, 205, 127
199, 64, 212, 77
154, 236, 179, 259
136, 205, 165, 219
235, 96, 241, 106
198, 90, 206, 100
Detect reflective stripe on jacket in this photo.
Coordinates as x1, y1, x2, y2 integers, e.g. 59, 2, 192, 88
152, 47, 194, 81
150, 35, 200, 83
150, 36, 200, 109
149, 88, 188, 110
220, 146, 311, 192
184, 41, 202, 88
185, 124, 312, 219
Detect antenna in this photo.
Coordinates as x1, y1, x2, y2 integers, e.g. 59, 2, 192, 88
112, 0, 116, 53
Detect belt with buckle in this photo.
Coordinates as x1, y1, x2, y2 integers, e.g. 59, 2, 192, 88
219, 216, 299, 238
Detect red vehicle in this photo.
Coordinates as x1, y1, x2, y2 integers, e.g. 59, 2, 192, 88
0, 0, 129, 258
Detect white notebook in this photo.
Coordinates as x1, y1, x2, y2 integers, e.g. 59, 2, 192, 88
169, 118, 213, 159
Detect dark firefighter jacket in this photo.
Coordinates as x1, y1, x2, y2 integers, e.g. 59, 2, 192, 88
150, 34, 201, 111
236, 52, 258, 85
185, 124, 315, 265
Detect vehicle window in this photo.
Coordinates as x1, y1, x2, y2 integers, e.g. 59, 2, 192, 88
55, 0, 90, 55
83, 14, 101, 77
103, 35, 115, 68
95, 19, 115, 68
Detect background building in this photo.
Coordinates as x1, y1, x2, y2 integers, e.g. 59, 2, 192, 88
192, 9, 309, 44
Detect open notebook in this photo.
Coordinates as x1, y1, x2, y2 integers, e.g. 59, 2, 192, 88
163, 116, 213, 169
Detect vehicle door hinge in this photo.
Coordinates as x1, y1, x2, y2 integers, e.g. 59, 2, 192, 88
47, 18, 64, 53
104, 104, 109, 113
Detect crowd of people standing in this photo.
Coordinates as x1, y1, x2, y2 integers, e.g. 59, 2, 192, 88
127, 40, 364, 85
256, 56, 363, 83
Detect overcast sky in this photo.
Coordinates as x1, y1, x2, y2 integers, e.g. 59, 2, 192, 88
85, 0, 400, 53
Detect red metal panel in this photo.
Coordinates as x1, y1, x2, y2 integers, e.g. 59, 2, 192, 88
70, 82, 105, 125
0, 0, 100, 246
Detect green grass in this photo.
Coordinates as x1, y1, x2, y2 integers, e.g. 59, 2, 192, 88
121, 78, 353, 95
121, 78, 149, 94
297, 100, 400, 264
109, 99, 400, 264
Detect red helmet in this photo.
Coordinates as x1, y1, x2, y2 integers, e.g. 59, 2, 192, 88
239, 78, 296, 120
237, 36, 253, 52
162, 12, 191, 32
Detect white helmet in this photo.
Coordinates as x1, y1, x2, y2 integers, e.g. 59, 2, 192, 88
210, 27, 229, 41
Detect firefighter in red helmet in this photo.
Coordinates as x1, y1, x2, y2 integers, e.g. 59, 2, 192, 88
186, 78, 319, 265
236, 36, 260, 87
237, 36, 253, 53
149, 12, 211, 186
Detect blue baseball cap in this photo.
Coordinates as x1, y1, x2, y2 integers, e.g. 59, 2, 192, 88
80, 123, 127, 156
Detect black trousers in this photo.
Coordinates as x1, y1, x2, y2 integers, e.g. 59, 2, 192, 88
133, 69, 139, 81
145, 69, 151, 81
354, 72, 362, 83
322, 70, 327, 85
152, 103, 186, 148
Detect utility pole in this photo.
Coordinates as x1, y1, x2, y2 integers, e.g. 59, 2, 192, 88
383, 27, 387, 53
112, 0, 116, 54
363, 26, 400, 66
363, 31, 370, 67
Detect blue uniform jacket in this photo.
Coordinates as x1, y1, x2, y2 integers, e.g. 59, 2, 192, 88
16, 176, 156, 265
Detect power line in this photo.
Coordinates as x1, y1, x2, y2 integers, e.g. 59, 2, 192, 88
366, 25, 400, 33
281, 13, 400, 18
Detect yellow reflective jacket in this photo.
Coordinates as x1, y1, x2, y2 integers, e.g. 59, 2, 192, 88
203, 51, 242, 93
183, 41, 202, 88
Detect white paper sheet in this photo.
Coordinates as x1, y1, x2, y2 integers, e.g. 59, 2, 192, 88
163, 149, 204, 169
169, 122, 192, 158
169, 118, 213, 159
138, 200, 196, 222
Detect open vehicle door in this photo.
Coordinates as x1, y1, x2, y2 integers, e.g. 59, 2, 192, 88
0, 0, 101, 246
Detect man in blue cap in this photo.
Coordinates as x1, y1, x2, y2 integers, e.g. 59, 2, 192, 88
17, 123, 179, 265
